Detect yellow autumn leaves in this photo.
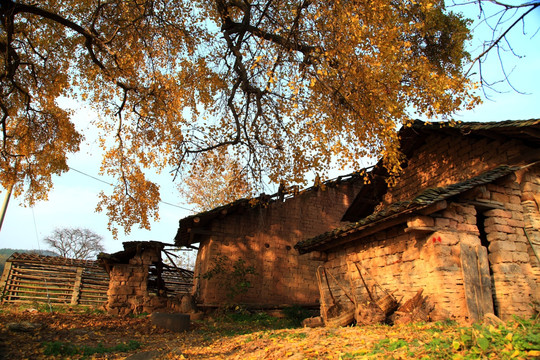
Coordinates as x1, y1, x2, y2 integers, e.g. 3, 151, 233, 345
1, 0, 479, 235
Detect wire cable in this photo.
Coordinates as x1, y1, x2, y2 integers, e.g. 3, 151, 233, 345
69, 167, 196, 213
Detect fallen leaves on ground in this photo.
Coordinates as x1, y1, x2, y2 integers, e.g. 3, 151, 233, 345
0, 305, 538, 359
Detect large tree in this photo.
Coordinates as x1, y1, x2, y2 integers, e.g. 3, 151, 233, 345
0, 0, 534, 236
178, 151, 252, 211
44, 227, 105, 260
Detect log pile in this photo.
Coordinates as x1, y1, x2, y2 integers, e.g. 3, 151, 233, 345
391, 289, 433, 325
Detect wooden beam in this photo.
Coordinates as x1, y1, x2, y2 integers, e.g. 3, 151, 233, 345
313, 214, 410, 253
468, 199, 505, 210
404, 226, 438, 233
419, 200, 447, 215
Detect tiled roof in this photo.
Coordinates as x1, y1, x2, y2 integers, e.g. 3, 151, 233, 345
400, 118, 540, 156
342, 118, 540, 222
411, 118, 540, 131
295, 165, 522, 254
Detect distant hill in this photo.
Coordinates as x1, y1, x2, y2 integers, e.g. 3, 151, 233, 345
0, 248, 58, 275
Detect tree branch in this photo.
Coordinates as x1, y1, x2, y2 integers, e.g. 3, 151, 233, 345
465, 2, 539, 77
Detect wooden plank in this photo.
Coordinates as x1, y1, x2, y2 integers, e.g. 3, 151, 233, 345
6, 274, 75, 285
11, 267, 77, 276
476, 246, 495, 316
4, 283, 72, 292
404, 226, 438, 233
7, 292, 72, 299
71, 267, 84, 305
1, 257, 110, 307
0, 261, 13, 302
460, 243, 494, 321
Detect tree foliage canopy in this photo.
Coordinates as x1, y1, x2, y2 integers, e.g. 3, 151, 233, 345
178, 151, 252, 211
0, 0, 505, 236
44, 227, 105, 259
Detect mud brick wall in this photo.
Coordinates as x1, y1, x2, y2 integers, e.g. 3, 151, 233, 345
519, 165, 540, 294
324, 172, 539, 322
324, 202, 480, 323
460, 172, 538, 319
106, 248, 167, 315
383, 135, 534, 206
193, 181, 362, 307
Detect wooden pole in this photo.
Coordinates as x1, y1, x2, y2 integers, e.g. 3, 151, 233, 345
0, 183, 13, 232
71, 267, 84, 305
0, 261, 13, 302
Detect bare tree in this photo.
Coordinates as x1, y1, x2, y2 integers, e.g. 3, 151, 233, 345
44, 228, 105, 260
450, 0, 540, 94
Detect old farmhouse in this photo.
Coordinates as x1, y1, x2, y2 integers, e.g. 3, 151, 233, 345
176, 119, 540, 323
175, 173, 364, 308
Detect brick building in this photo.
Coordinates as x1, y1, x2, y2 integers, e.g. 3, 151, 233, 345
175, 118, 539, 322
174, 174, 364, 307
296, 119, 540, 322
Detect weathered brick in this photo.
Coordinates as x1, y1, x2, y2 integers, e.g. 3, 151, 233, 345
485, 224, 514, 234
513, 252, 531, 263
484, 209, 513, 218
489, 251, 514, 264
488, 241, 516, 253
435, 217, 451, 227
506, 218, 525, 228
485, 217, 508, 226
407, 215, 435, 228
491, 192, 510, 203
457, 224, 479, 234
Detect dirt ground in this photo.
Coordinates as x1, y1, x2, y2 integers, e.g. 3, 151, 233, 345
0, 306, 538, 359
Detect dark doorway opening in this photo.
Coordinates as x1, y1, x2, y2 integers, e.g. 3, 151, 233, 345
475, 208, 498, 317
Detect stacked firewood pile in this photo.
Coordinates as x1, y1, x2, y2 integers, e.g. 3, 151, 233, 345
312, 263, 433, 327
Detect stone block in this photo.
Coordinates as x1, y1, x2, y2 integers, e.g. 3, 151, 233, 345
386, 254, 401, 265
488, 241, 516, 253
487, 183, 505, 193
485, 224, 514, 234
491, 263, 521, 274
464, 215, 477, 224
435, 218, 451, 227
407, 215, 435, 228
402, 249, 419, 262
457, 224, 479, 234
459, 233, 481, 247
485, 217, 507, 226
508, 195, 521, 204
458, 205, 477, 216
488, 251, 513, 264
506, 218, 525, 228
484, 209, 512, 219
491, 192, 509, 203
505, 203, 523, 211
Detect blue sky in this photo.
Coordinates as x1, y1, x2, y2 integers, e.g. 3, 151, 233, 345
0, 3, 539, 255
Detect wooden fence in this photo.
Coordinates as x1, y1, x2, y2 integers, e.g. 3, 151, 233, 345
0, 253, 109, 307
0, 252, 194, 307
